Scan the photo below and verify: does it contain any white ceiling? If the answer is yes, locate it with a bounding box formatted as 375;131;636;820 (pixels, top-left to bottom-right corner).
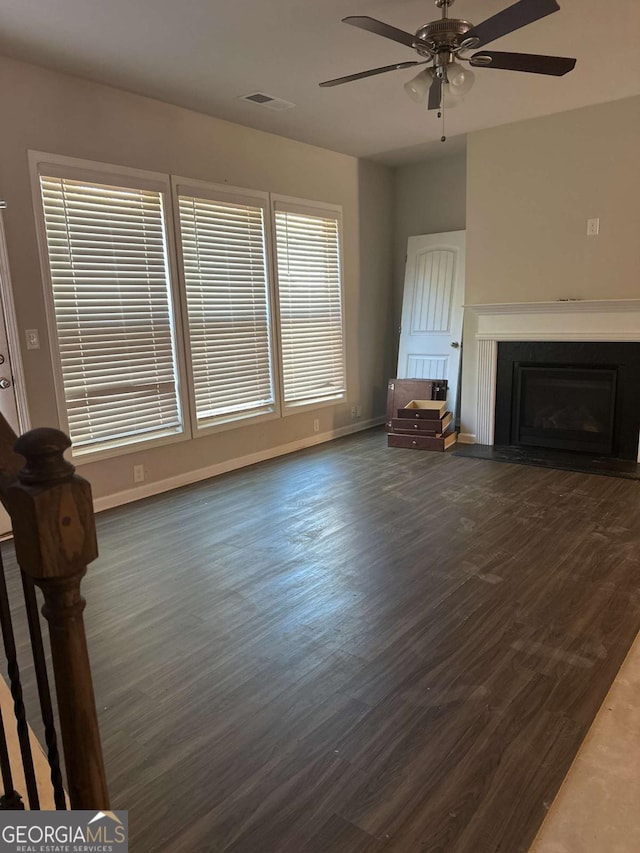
1;0;639;165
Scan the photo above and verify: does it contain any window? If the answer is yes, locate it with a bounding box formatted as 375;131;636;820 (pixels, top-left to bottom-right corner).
32;153;347;460
273;200;345;408
175;183;275;430
33;157;184;457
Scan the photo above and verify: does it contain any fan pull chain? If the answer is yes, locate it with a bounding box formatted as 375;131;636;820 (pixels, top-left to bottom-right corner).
438;99;447;142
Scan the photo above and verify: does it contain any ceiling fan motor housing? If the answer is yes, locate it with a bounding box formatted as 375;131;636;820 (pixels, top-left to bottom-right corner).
413;19;474;57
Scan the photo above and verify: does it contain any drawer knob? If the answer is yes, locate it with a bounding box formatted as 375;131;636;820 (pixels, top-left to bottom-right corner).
412;440;417;446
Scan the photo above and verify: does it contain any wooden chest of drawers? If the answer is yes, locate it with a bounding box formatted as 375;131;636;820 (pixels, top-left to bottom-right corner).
386;377;456;452
385;378;447;432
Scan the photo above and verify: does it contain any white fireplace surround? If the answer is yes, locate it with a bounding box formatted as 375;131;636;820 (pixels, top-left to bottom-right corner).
463;299;640;458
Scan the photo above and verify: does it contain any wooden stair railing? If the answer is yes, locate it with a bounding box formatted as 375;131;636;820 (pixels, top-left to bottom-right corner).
0;415;109;809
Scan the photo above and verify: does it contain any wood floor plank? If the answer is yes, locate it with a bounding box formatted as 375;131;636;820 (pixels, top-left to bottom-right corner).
2;427;639;851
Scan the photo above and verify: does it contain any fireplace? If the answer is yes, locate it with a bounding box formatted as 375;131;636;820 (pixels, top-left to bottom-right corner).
513;365;616;454
494;341;640;460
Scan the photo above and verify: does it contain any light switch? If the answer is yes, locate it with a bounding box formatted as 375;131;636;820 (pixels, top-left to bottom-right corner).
586;218;600;236
25;329;40;350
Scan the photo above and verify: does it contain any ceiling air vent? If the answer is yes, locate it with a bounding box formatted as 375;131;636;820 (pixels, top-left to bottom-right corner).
240;93;296;111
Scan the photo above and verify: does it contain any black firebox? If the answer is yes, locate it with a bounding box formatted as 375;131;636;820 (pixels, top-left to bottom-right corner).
514;365;616;454
495;342;640;460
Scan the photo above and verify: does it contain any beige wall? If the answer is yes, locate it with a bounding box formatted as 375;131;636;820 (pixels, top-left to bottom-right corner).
0;55;395;502
392;150;467;362
460;94;640;440
358;160;396;411
466;95;640;305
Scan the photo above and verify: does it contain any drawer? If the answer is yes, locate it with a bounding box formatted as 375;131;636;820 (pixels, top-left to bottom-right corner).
396;408;447;421
388;431;457;451
390;418;441;435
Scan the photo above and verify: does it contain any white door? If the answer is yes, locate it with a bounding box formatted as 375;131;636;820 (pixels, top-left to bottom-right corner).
0;311;20;435
0;215;24;536
397;231;465;417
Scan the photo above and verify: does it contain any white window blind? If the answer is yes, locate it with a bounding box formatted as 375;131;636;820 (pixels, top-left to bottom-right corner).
177;190;275;428
274;203;345;406
38;173;182;454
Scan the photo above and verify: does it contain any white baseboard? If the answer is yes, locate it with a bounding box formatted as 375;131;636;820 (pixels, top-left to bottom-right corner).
457;433;477;445
93;417;384;513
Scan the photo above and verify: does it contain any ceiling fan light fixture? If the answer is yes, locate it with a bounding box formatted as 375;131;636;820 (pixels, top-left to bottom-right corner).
440;84;456;109
447;61;475;96
403;68;434;103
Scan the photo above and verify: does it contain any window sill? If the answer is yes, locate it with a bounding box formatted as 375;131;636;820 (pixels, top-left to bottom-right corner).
281;393;346;416
70;425;187;465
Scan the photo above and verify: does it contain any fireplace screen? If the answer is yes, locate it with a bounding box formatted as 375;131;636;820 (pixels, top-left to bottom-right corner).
513;365;617;454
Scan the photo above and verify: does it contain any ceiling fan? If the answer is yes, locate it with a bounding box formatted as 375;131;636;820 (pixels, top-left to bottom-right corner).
320;0;576;119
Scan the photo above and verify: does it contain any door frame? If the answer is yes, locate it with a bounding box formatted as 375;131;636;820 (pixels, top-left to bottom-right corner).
0;206;31;433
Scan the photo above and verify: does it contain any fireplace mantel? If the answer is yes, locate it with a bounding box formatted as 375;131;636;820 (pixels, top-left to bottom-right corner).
465;300;640;452
467;299;640;342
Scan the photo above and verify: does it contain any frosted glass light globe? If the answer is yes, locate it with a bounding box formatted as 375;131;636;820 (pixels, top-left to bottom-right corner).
404;68;433;103
447;62;475;96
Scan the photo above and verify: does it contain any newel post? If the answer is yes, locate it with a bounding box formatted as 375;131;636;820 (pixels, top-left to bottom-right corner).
7;428;109;809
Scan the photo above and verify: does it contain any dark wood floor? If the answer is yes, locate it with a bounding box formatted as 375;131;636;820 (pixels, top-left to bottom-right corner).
3;427;640;851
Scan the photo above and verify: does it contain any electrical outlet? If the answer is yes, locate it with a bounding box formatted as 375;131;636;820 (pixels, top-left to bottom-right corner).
356;404;362;417
586;218;600;236
350;406;357;418
313;418;320;433
133;464;145;484
25;329;40;350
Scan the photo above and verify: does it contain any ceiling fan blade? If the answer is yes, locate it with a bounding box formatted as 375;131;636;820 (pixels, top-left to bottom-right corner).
470;50;576;76
343;16;416;49
428;75;442;110
464;0;560;49
319;61;425;88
